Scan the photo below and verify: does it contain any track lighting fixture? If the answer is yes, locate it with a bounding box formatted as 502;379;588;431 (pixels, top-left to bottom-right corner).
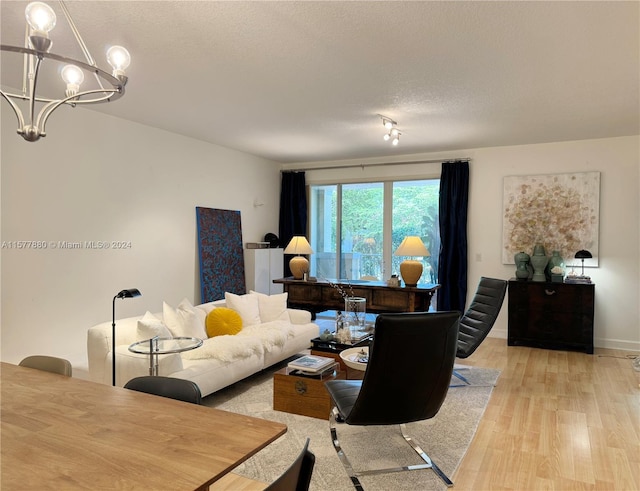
379;115;401;146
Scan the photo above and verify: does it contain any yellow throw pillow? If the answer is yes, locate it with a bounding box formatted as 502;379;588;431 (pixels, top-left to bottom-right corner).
206;307;243;338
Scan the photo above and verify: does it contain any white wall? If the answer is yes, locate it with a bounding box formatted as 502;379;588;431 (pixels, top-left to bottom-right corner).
3;103;637;378
289;136;640;351
1;107;282;371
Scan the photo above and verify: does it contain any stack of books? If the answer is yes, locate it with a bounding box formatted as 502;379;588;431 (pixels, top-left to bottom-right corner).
564;275;592;284
287;355;337;377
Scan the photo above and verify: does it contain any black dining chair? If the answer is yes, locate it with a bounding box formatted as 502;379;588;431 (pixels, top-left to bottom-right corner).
265;438;315;491
19;355;72;376
454;276;507;385
324;311;460;489
124;376;202;404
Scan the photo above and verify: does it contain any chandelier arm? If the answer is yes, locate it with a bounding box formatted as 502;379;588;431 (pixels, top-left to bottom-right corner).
1;87;122;105
0;90;26;131
37;87;122;135
28;56;45;130
58;0;96;67
1;45;125;97
57;0;107;92
22;23;30;96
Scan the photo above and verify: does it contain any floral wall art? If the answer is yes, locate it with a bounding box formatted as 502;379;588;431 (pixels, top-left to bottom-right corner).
502;172;600;267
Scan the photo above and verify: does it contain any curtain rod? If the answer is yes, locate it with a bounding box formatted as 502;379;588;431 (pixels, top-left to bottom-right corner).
282;158;470;173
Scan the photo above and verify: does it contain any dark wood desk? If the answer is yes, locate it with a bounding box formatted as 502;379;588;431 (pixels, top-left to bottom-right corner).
273;277;440;316
1;362;286;490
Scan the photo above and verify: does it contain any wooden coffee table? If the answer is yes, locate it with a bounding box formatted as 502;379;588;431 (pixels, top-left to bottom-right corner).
273;366;345;419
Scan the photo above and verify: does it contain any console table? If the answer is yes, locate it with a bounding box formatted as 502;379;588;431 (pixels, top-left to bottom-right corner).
273;277;440;316
507;279;595;354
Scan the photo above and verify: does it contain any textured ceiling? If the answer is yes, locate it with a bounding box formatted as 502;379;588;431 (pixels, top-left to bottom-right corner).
1;1;638;163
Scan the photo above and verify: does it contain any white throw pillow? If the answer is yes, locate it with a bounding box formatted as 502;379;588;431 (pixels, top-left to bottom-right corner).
196;301;218;315
136;311;172;341
163;298;207;339
250;291;290;323
225;292;261;327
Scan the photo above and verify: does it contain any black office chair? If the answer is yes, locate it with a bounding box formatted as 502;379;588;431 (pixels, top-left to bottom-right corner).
265;438;315;491
453;277;507;386
19;355;72;376
324;311;460;489
124;376;202;404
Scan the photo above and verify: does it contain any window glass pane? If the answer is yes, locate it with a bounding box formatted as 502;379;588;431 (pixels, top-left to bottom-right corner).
309;178;439;288
341;183;384;280
392;180;440;283
309;185;337;279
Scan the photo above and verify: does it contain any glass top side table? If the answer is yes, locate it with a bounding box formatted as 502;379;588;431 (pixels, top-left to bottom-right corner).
128;336;203;376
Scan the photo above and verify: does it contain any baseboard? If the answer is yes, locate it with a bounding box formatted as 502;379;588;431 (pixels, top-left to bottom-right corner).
595;337;640;352
488;328;507;339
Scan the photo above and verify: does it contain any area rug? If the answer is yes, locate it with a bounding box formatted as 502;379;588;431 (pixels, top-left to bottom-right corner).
203;365;500;491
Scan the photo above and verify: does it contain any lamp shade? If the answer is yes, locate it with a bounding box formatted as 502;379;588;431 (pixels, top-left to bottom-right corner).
283;236;314;255
394;236;430;257
284;236;313;280
574;250;592;260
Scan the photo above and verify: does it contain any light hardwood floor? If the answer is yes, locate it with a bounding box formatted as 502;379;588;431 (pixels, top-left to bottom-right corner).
452;337;640;491
212;336;640;491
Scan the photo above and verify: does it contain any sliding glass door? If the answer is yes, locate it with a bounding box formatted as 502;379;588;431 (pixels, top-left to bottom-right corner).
309;178;439;284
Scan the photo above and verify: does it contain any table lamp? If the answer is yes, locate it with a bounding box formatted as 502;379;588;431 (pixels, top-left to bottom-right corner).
112;288;141;386
574;249;592;276
283;236;314;280
394;236;430;287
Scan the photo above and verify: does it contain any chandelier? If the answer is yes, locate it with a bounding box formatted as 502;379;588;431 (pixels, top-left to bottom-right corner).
0;1;130;142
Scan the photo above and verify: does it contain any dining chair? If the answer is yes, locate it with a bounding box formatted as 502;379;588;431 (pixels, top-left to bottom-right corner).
265;437;315;491
124;376;202;404
324;311;460;489
454;276;507;385
19;355;72;376
208;438;315;491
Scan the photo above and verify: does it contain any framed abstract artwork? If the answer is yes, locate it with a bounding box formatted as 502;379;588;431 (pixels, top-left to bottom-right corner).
502;172;600;267
196;207;246;302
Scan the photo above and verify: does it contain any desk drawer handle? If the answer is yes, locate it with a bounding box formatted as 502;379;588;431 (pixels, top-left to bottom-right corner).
545;289;556;296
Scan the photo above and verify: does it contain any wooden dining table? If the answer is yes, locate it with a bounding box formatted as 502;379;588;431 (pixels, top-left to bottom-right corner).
1;362;287;490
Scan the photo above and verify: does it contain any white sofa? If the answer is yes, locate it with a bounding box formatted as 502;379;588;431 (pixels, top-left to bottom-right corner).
87;292;319;397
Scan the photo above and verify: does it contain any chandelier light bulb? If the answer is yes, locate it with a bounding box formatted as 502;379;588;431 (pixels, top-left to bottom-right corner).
25;2;56;34
384;120;394;130
107;46;131;77
390;127;399;137
392;136;400;146
61;64;84;85
61;65;84;97
383;133;390;141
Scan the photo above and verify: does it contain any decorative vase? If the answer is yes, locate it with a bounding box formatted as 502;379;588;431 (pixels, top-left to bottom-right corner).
344;296;366;340
530;245;549;282
545;250;565;281
514;251;531;280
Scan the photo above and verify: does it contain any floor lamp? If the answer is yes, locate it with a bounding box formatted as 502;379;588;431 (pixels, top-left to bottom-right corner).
112;288;141;386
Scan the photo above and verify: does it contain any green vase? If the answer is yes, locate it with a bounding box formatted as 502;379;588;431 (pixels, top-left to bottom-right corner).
514;251;530;279
530;245;548;282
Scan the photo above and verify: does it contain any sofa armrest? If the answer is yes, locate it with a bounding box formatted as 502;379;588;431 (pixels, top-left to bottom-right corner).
287;308;312;325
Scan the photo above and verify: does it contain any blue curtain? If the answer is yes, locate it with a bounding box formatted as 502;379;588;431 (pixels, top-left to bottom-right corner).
437;161;469;311
279;171;308;277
